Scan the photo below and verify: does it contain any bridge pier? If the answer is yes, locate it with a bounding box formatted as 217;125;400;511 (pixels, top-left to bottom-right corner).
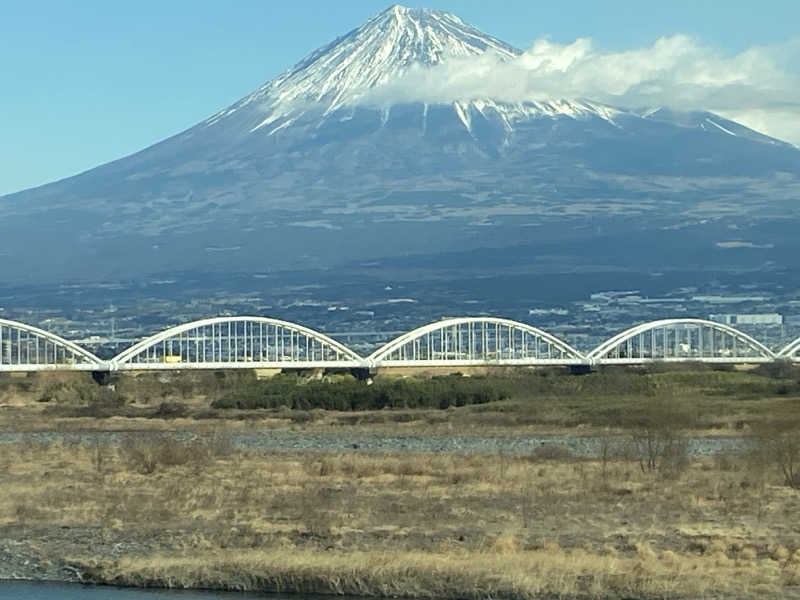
254;368;282;380
91;370;118;386
350;367;373;381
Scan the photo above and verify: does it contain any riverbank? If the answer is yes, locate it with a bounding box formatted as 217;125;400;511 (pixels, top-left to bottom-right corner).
2;435;800;598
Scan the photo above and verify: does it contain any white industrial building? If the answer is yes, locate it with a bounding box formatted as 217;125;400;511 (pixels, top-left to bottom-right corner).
709;313;784;326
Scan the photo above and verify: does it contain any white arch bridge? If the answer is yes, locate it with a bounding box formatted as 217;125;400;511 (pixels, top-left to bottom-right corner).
0;319;106;372
0;316;797;373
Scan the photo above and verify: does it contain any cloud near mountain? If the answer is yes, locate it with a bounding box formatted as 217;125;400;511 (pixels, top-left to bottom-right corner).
363;34;800;144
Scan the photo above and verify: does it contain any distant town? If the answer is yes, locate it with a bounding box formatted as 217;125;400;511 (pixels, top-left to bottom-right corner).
2;273;797;360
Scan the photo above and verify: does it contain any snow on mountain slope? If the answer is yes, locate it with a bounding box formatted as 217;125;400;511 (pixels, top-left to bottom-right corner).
203;5;629;136
206;5;519;130
638;107;794;148
199;4;791;147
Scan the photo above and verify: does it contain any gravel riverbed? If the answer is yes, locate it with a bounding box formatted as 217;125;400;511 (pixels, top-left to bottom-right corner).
0;430;751;457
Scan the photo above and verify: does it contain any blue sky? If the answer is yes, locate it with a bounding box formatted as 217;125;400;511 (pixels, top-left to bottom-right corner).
1;0;798;196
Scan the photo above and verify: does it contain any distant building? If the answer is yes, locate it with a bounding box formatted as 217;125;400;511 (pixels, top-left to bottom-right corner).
710;313;783;326
694;295;768;304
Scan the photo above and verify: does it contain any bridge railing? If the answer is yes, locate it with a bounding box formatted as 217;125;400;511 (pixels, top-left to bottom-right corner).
367;317;586;367
0;318;106;372
0;315;797;372
109;316;364;370
588;319;776;364
778;337;800;361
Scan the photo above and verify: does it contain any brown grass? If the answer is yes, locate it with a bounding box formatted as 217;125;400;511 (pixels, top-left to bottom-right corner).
2;437;800;598
84;546;799;599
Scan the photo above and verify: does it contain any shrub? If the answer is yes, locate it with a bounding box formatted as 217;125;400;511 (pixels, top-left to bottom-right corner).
753;360;796;380
625;395;692;475
151;402;189;419
211;373;508;411
38;378;107;404
754;421;800;488
118;433;211;474
529;444;574;461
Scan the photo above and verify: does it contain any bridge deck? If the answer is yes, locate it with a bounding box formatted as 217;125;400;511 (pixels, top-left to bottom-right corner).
0;316;796;372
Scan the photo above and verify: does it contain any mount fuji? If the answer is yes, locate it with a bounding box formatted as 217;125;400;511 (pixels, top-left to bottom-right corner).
1;4;799;286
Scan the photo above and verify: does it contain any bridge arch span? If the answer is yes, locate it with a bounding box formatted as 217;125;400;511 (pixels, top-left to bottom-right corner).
0;318;105;371
778;338;800;361
111;316;364;370
368;317;585;367
588;318;775;364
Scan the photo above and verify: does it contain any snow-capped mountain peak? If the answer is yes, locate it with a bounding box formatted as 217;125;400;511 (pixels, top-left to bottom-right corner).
202;4;791;144
206;5;520;129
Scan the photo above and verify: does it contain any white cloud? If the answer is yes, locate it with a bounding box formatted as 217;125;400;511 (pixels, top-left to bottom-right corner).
362;35;800;144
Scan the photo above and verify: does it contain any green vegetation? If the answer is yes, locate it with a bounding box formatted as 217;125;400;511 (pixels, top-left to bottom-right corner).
2;364;800;434
211;373;505;410
203;364;800;431
462;365;800;431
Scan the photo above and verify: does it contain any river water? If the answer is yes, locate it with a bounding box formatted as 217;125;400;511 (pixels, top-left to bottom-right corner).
0;581;319;599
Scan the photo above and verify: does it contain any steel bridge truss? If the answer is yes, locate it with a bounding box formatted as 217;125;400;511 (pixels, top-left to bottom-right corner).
110;316;363;370
778;337;800;361
367;317;586;366
0;318;104;372
0;316;794;373
588;319;775;364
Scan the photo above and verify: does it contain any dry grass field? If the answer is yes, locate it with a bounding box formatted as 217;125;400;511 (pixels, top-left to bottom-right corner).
1;434;800;598
2;366;800;597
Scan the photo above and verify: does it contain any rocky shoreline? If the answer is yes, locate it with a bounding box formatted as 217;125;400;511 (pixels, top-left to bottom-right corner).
0;537;83;583
0;524;203;585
